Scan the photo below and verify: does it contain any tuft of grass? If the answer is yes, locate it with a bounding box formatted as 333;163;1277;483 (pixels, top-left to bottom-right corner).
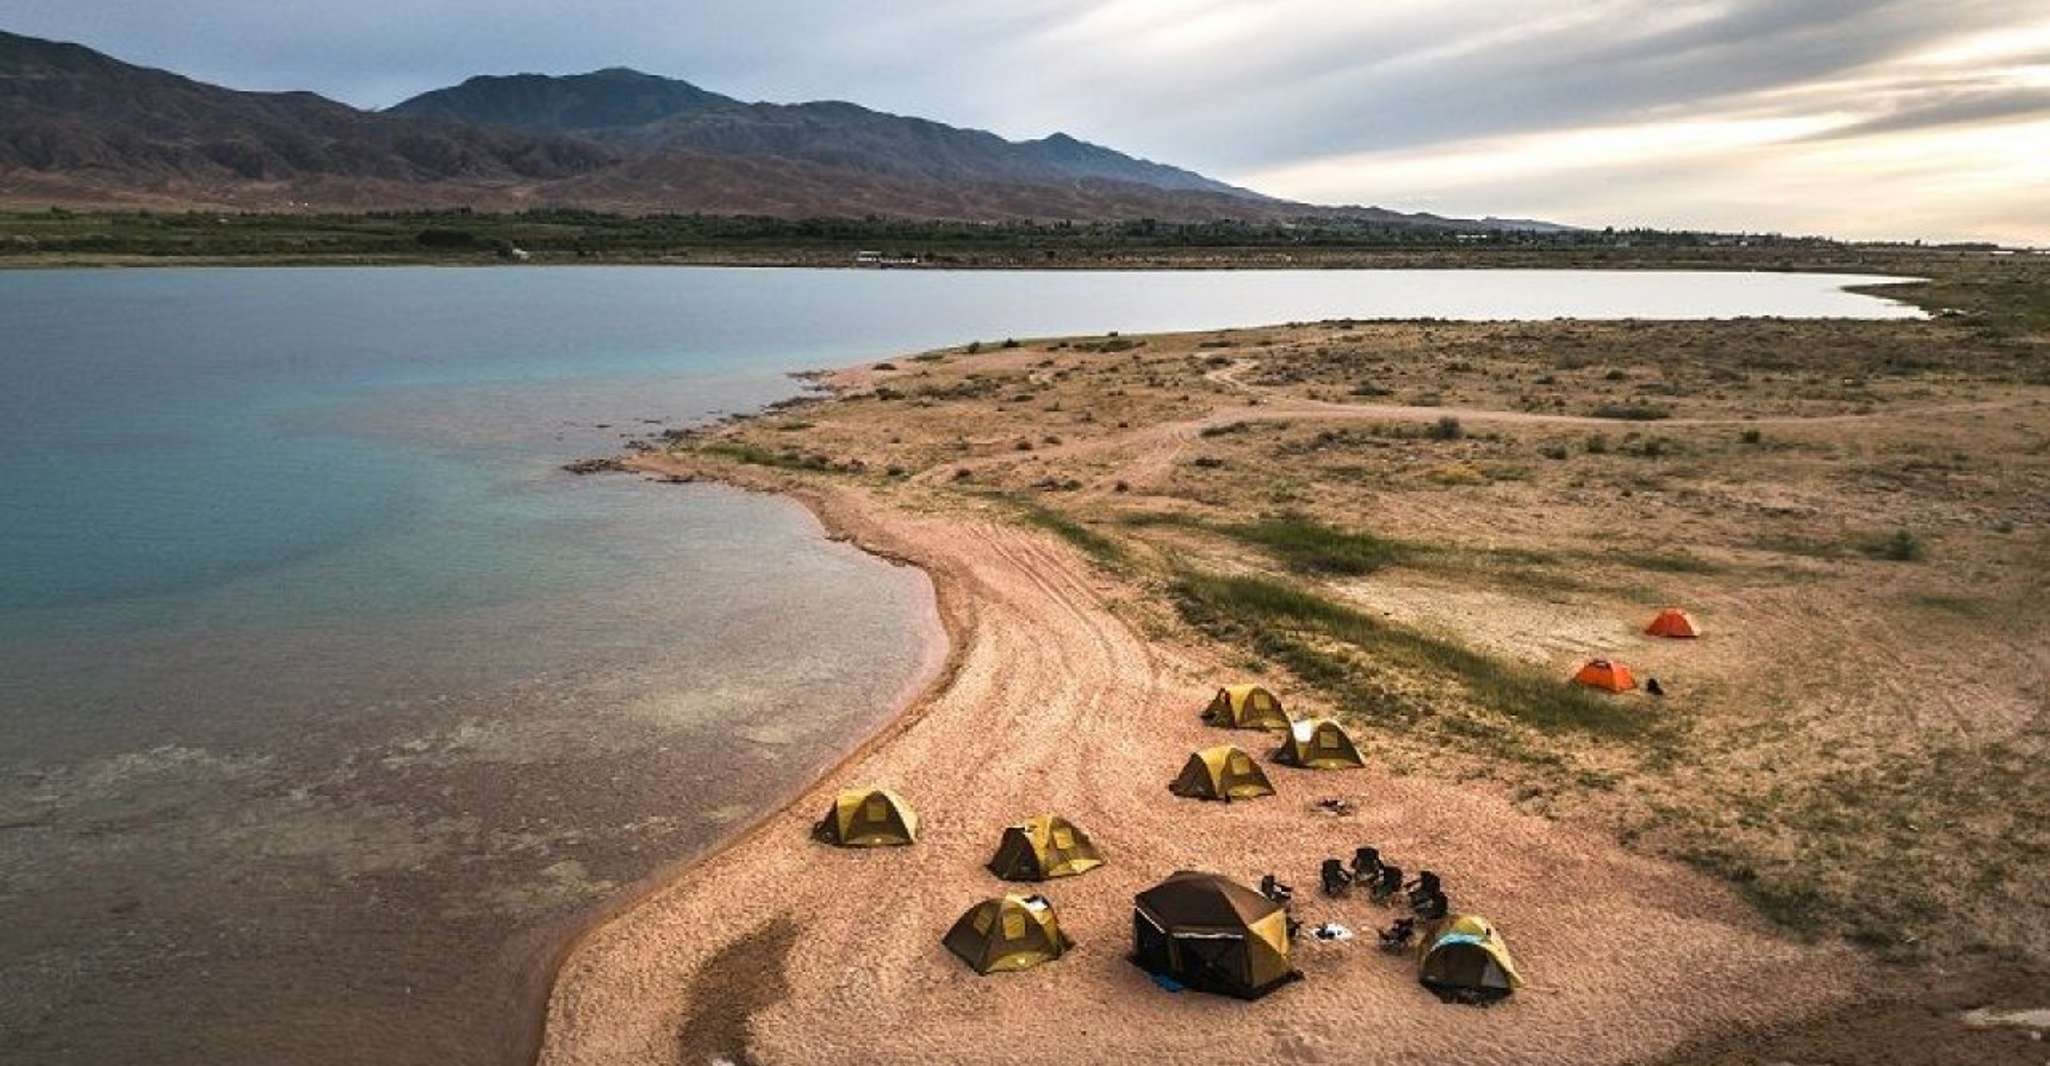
1220;514;1407;575
1909;593;1988;618
1423;462;1488;486
1745;533;1841;559
1012;499;1127;566
1677;847;1830;936
1589;403;1671;421
699;442;830;472
1857;528;1927;562
1610;549;1722;574
1171;570;1646;737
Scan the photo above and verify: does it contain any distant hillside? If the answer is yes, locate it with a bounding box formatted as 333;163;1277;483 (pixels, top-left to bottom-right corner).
387;67;1265;200
0;31;612;199
0;30;1563;229
387;67;730;133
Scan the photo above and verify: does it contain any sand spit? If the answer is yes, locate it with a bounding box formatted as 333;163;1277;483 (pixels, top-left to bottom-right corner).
538;461;1865;1066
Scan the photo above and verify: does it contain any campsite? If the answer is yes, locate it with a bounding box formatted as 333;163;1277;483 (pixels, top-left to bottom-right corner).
543;259;2050;1066
829;683;1503;1003
7;7;2047;1065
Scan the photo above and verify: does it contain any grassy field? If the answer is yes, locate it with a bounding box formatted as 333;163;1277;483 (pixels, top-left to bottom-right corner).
639;250;2050;966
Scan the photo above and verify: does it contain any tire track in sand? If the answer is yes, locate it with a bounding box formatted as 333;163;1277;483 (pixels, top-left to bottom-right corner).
539;470;1869;1066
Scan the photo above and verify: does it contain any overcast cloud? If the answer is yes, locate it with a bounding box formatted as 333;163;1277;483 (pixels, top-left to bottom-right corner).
7;0;2046;242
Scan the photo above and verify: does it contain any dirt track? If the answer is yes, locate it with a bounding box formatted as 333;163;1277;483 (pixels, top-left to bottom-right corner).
537;465;1867;1066
910;354;2041;494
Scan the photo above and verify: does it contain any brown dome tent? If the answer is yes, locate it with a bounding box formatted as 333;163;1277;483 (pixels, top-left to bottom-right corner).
987;814;1105;881
1201;684;1291;730
943;894;1073;975
1572;658;1637;693
1169;745;1276;802
1272;717;1366;769
1131;871;1300;999
811;787;918;847
1645;607;1701;638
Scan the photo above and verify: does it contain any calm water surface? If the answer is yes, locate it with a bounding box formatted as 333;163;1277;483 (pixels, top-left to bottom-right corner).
0;267;1914;1065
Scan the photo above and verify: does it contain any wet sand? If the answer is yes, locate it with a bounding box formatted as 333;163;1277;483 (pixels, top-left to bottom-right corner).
537;461;1869;1066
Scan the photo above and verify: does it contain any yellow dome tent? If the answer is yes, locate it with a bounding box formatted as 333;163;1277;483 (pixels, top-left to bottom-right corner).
1417;914;1523;1002
1272;717;1366;769
1202;684;1292;730
987;814;1105;881
811;787;918;847
942;894;1074;974
1169;745;1276;802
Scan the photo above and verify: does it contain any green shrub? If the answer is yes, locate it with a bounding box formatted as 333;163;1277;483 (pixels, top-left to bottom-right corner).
1589;403;1671;421
1013;500;1125;565
1222;514;1405;575
1858;529;1926;562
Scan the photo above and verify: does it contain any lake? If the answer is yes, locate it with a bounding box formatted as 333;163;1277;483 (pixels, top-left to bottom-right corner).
0;267;1916;1065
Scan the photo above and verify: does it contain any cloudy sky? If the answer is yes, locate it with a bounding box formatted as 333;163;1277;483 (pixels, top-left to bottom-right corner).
11;0;2048;242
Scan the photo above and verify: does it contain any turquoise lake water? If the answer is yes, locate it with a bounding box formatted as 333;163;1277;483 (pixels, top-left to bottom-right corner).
0;267;1916;1065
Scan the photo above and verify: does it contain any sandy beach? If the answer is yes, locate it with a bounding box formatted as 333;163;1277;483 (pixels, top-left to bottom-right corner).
540;467;1860;1066
540;297;2049;1065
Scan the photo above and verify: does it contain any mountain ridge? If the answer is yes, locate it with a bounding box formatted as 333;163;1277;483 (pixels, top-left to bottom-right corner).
386;66;1266;200
0;30;1563;229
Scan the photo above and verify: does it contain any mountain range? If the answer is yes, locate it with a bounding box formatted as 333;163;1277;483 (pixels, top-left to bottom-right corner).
0;30;1561;228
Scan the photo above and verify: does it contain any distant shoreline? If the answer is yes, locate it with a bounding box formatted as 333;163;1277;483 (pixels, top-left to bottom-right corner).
0;254;1945;274
0;231;1998;283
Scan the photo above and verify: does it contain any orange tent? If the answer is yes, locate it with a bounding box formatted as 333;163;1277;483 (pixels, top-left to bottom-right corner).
1645;608;1701;638
1573;659;1636;693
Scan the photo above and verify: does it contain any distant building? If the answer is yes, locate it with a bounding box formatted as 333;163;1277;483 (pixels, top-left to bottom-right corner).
854;249;920;267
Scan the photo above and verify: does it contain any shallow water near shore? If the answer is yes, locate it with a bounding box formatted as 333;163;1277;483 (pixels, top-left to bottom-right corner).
0;266;1915;1065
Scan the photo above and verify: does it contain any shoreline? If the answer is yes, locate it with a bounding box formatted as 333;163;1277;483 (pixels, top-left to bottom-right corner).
519;465;963;1066
0;251;1954;284
531;272;2046;1061
531;465;1872;1066
529;308;2032;1064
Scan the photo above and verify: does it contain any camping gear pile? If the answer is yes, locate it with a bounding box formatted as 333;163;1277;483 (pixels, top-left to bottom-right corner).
1273;843;1521;1004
